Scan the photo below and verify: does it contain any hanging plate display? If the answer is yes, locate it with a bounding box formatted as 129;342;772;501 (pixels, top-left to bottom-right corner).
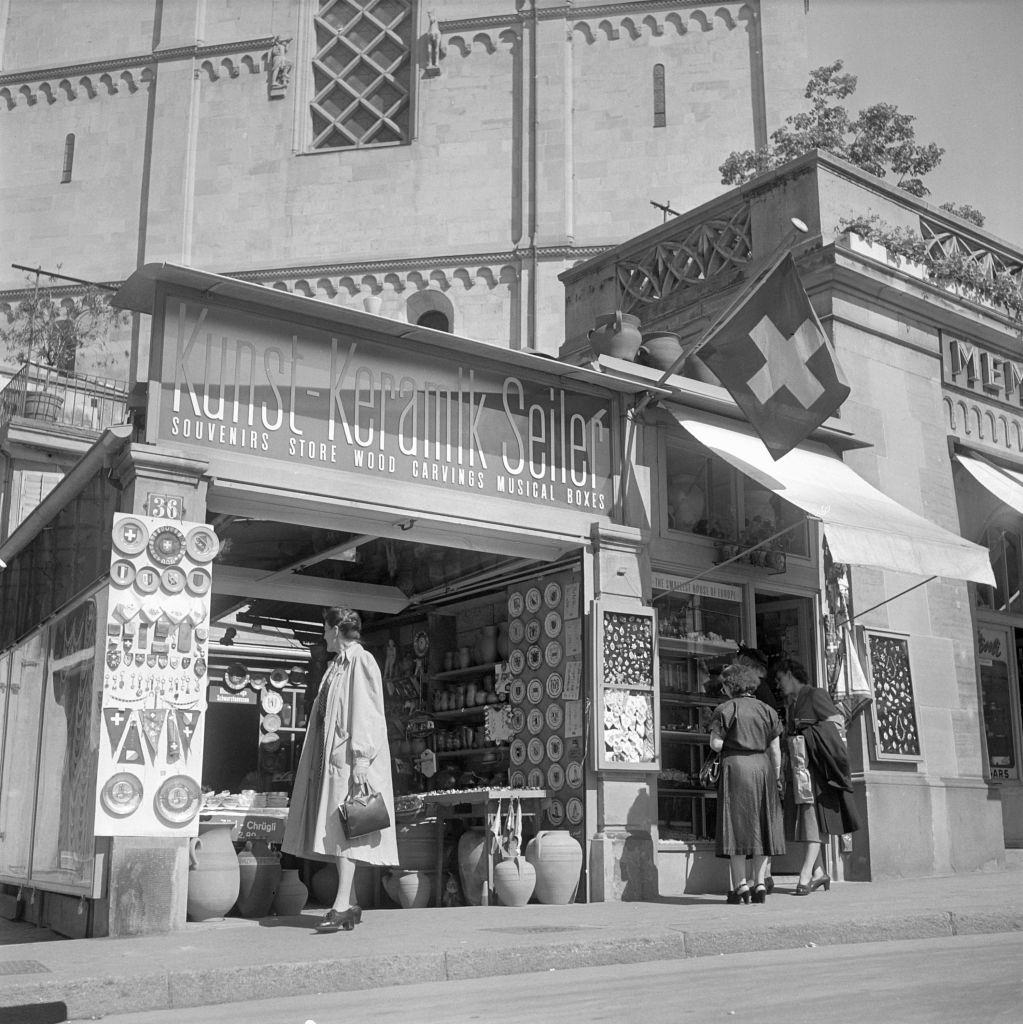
527;768;545;790
160;566;187;594
509;738;527;766
100;772;144;818
527;737;544;764
413;630;430;657
134;567;160;595
509;770;527;789
269;668;290;690
545;703;564;731
525;588;542;614
112;517;149;556
110;560;137;589
546;735;564;761
526;678;544;704
508;592;524;619
508;649;525;675
262;713;282;733
153;774;201;827
545;640;563;667
544;581;562;609
547;763;565;791
527;708;544;735
526;646;543;671
545;673;564;700
261;689;284;714
224;662;248;690
260;732;281;752
185;525;220;564
185;567;212;596
544;611;562;639
509;707;525;732
565;797;584;825
508;619;525;644
566;761;584;788
510;678;527;704
525;619;541;644
546;798;565;827
148;525;186;566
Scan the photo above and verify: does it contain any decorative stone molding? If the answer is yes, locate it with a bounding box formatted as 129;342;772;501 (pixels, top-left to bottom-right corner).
1;67;154;109
921;217;1023;289
570;3;747;42
944;395;1023;454
445;27;519;58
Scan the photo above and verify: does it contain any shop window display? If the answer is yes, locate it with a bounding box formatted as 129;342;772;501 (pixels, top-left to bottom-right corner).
664;445;735;538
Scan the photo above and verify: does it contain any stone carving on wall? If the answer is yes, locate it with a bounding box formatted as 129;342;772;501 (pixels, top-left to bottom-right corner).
424;11;445;75
267;36;292;97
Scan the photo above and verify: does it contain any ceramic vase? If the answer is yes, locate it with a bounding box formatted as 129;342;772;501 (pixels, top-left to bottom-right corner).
271;868;309;916
493;856;535;907
387;869;432;909
457;829;489;906
587;311;642;360
636;330;682;371
458;646;472;669
235;840;282;918
525;831;583;905
186;823;240;922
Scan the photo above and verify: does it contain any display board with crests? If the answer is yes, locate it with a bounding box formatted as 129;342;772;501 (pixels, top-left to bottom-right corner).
864;631;921;760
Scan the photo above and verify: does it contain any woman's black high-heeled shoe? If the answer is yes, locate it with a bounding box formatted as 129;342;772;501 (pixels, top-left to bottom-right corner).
316;905;362;932
794;874;831;896
727;884;750;905
751;884;767;904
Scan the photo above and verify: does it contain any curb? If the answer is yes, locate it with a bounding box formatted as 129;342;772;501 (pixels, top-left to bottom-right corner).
3;910;1023;1019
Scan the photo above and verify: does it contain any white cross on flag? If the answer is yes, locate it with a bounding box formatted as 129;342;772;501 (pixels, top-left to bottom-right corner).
693;253;850;460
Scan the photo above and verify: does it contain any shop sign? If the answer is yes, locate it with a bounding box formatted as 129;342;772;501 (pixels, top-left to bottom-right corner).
154;297;615;515
650;573;742;604
977;625;1019;781
209;685;257;705
235;814;286;843
943;333;1023;409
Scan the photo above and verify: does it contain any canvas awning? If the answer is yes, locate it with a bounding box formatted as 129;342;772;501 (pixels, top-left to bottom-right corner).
955;451;1023;516
672;414;995;586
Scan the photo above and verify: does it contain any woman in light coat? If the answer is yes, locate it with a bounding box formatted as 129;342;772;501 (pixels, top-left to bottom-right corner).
283;607;398;931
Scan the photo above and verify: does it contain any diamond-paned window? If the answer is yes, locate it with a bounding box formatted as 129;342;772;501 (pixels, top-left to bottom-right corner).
310;0;413;150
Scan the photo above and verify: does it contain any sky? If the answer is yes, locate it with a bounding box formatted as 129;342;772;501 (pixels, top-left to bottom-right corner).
806;0;1023;244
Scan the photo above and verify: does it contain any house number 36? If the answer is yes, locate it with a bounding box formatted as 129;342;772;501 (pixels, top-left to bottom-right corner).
147;493;184;520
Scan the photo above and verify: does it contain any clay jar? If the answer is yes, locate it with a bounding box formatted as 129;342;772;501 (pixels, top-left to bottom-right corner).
494;856;536;907
385;869;432;908
587;311;642;360
271;868;309;916
636;330;682;372
235;840;282;918
186;823;240;922
525;831;583;904
458;646;473;669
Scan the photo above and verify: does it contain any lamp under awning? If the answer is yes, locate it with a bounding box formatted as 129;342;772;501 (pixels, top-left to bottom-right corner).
955;452;1023;516
673;415;995;586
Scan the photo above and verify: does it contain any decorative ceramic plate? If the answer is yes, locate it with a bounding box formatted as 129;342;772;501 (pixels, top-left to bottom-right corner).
261;713;282;733
269;668;290;689
134;567;160;595
509;707;525;732
510;738;527;766
527;737;545;764
547;763;565;791
185;526;220;564
545;673;564;699
160;566;186;594
527;708;544;735
110;560;137;589
508;592;524;619
413;630;430;657
566;796;584;825
544;581;562;608
527;768;545;790
508;649;525;675
100;772;143;818
546;735;564;761
148;525;186;566
546;798;565;827
185;567;212;596
510;677;527;704
566;761;583;788
526;678;544;704
225;662;248;690
525;588;542;614
260;732;281;752
261;690;284;714
525;619;542;644
543;611;562;639
508;619;525;644
153;774;201;827
545;703;564;731
544;640;563;667
526;646;543;671
112;517;149;556
510;770;527;789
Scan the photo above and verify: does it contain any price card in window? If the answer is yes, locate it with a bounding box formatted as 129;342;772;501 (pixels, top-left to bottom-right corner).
563;660;582;700
564;618;582;658
564;581;581;619
564;699;583;738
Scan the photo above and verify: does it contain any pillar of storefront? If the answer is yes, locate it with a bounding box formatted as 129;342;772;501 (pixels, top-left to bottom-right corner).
587;521;659;901
92;444;210;936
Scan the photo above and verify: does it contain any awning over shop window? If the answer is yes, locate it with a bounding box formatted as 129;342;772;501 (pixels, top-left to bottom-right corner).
672;414;995;586
955;452;1023;517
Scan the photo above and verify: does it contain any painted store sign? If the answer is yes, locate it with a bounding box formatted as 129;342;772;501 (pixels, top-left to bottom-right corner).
154;298;614;514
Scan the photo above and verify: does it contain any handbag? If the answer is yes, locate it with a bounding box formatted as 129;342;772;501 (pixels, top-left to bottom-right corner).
698;753;720;788
338;781;391;839
787;734;814;805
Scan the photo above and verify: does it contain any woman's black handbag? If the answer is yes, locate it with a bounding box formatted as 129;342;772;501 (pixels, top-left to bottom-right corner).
698;753;720;788
338;782;391;839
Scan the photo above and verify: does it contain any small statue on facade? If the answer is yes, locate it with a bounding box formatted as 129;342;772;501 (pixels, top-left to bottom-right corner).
267;35;293;95
425;11;444;72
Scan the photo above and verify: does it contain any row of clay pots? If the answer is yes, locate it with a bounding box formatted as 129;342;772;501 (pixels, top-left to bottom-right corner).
588;311;683;371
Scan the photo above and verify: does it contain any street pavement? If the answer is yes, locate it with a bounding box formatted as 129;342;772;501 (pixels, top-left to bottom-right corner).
2;859;1022;1021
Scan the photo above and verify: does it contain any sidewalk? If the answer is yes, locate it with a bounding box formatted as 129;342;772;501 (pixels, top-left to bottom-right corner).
3;861;1022;1021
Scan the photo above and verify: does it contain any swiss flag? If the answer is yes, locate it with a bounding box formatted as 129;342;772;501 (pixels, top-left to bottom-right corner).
694;254;850;460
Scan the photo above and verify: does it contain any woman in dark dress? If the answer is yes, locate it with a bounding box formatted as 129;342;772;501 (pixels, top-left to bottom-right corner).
773;657;861;895
708;656;785;904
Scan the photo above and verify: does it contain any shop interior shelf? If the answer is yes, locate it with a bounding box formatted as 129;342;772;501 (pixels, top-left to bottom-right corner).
658;636;739;657
430;662;501;682
660;730;711;741
435;746;508;759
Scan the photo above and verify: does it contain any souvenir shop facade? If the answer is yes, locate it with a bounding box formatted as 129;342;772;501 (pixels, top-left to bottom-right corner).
0;263;665;936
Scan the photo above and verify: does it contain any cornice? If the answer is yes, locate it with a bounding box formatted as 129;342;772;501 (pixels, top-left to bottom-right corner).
0;37;275;86
440;0;734;32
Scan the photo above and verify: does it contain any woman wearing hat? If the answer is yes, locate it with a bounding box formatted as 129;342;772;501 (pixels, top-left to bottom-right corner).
283;607;398;931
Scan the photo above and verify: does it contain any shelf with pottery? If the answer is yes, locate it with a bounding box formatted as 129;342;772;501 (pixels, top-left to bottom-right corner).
434;746;508;760
429;661;502;681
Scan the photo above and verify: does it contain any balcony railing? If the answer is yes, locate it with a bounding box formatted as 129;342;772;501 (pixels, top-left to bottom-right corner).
0;361;130;435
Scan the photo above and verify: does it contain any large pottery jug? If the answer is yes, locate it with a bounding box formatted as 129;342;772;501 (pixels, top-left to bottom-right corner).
493;856;535;907
587;311;643;361
525;831;583;905
457;828;489;906
636;331;682;372
186;823;240;921
235;840;282;918
271;868;309;916
390;869;432;908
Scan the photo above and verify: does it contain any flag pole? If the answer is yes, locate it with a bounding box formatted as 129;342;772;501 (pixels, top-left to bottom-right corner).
632;218;811;417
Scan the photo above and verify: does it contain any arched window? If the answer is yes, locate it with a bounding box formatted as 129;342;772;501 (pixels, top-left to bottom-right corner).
61;133;75;183
406;289;455;334
653;65;666;128
416;309;450;332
